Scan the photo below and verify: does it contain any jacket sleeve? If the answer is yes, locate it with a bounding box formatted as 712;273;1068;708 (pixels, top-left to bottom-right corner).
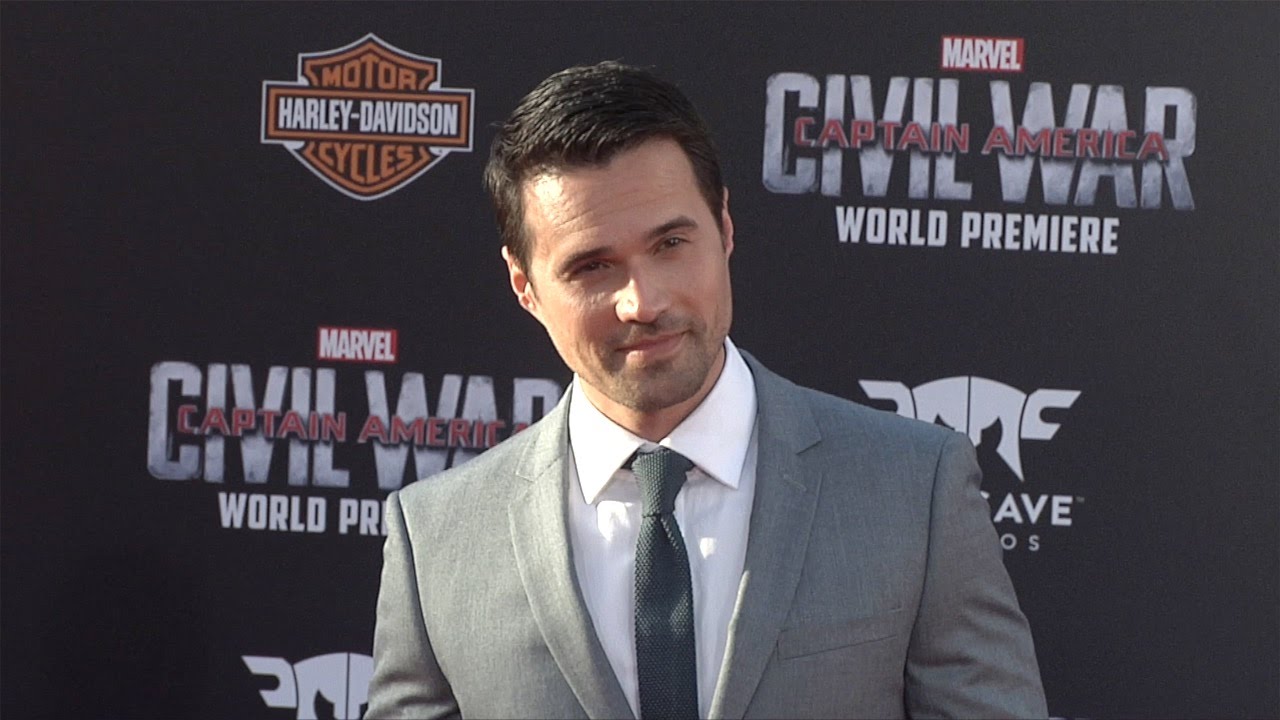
904;432;1049;718
364;491;461;720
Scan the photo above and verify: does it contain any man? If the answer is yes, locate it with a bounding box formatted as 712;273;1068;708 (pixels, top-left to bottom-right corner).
366;61;1047;719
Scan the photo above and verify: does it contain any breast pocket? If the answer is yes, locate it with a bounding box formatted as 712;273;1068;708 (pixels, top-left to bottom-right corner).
776;608;904;660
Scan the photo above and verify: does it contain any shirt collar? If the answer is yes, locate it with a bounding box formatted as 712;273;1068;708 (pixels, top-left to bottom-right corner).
568;337;758;504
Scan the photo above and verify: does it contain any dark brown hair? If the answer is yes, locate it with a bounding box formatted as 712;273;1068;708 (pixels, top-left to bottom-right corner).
483;61;724;273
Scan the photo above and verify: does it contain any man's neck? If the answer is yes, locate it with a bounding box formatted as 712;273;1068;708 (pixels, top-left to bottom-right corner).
580;347;727;443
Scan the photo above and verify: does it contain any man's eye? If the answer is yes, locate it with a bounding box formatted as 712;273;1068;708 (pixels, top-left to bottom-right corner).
572;260;608;276
660;236;686;249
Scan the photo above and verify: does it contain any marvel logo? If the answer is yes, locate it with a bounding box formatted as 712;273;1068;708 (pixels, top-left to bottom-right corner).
941;35;1025;72
317;326;398;363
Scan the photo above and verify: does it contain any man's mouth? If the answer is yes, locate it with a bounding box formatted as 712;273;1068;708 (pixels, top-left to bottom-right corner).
616;332;685;359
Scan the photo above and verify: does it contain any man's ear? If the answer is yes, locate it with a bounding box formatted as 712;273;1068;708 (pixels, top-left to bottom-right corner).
720;187;735;259
502;246;540;319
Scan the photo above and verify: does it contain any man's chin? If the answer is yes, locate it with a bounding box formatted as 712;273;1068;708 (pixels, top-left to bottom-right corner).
616;389;699;414
603;368;708;414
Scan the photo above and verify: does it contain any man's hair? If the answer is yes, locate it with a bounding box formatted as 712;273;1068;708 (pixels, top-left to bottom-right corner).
483;61;725;273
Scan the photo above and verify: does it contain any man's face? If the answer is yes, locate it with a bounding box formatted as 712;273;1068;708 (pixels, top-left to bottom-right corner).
504;137;734;418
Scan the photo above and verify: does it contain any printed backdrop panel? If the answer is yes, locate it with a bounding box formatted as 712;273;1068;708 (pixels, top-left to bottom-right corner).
2;3;1276;719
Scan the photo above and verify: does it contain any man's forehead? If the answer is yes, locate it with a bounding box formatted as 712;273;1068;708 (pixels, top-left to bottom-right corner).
519;173;596;262
520;142;705;260
522;172;579;227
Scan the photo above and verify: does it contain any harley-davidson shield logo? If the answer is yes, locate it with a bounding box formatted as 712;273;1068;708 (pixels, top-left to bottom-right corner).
261;34;474;200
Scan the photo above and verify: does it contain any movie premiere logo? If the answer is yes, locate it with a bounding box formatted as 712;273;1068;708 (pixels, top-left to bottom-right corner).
146;325;563;537
859;376;1082;552
317;326;397;363
243;653;371;720
261;34;474;200
940;36;1025;73
763;35;1196;256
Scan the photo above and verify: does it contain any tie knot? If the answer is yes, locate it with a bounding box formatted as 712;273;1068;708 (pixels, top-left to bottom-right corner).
628;447;694;516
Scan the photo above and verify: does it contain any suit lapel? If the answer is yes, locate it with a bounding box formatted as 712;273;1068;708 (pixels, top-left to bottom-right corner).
709;354;823;720
508;392;635;720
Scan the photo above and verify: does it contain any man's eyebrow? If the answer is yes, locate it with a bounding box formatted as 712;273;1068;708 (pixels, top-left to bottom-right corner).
556;246;611;276
647;215;699;239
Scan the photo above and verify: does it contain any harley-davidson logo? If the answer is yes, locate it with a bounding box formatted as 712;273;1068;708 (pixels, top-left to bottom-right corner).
261;34;474;200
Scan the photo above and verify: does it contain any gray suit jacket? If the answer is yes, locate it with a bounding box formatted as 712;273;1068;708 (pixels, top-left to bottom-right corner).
366;353;1047;719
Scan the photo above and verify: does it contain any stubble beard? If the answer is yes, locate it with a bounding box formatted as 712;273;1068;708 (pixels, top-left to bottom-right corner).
589;316;721;414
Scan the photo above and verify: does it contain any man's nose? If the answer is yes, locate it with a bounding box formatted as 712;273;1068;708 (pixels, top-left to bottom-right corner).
614;268;670;324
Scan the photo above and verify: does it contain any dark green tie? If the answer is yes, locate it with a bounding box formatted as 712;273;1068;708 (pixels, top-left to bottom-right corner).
630;447;698;720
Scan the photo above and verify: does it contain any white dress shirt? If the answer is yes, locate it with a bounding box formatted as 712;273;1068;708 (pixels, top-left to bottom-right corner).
567;338;759;719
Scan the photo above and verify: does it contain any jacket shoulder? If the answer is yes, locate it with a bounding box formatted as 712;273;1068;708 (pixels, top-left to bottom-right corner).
779;377;968;482
800;382;955;448
743;349;957;457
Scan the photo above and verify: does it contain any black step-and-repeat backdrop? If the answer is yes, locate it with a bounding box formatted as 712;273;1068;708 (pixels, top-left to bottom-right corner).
3;3;1277;718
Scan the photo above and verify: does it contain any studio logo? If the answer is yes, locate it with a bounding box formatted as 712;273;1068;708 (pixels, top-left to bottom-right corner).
859;376;1079;480
941;35;1026;73
261;34;474;200
243;653;372;720
860;375;1083;552
317;326;398;364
